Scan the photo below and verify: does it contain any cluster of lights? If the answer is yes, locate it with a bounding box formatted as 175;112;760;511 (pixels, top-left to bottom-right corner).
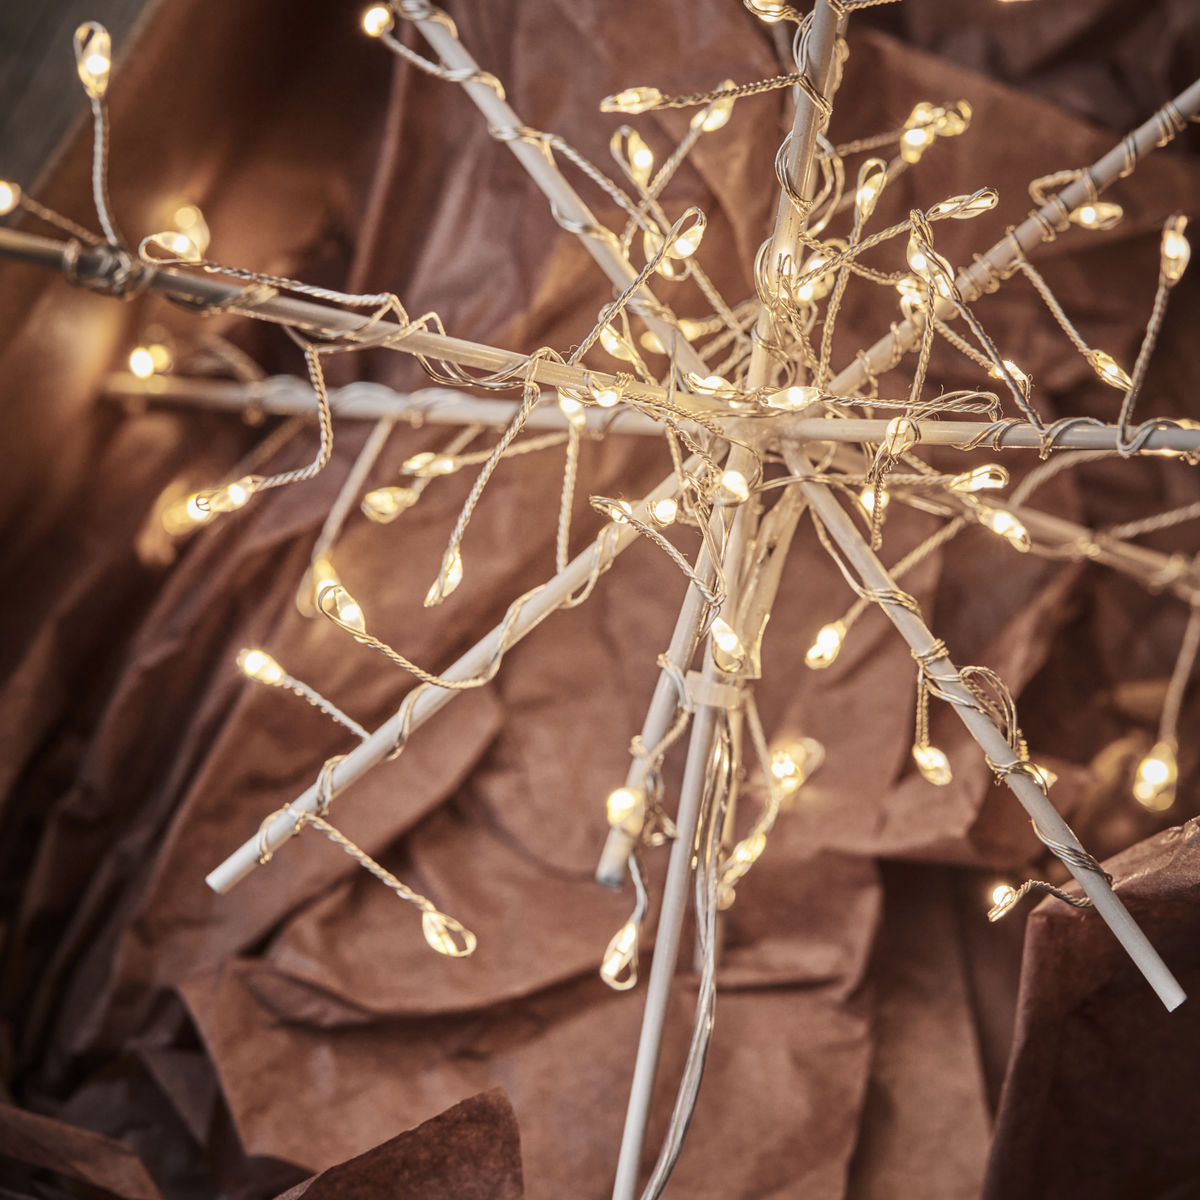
899;100;972;164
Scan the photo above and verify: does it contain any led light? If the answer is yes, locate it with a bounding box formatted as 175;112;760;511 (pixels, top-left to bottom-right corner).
641;227;683;278
949;464;1009;493
719;469;750;504
745;0;791;21
74;23;111;99
161;490;215;536
0;181;20;216
790;245;841;302
600;87;663;115
1069;202;1123;231
624;130;654;188
666;211;706;260
1029;762;1058;790
600;323;637;362
639;331;665;355
606;499;634;524
805;620;846;670
730;829;767;868
676;317;706;341
600;921;639;990
236;648;285;686
1133;741;1177;811
770;738;825;795
172;203;210;255
710;617;746;673
884;416;919;456
143;231;203;262
1161;215;1190;285
320;584;368;636
981;507;1031;552
421;910;477;957
310;554;340;604
859;486;888;516
766;384;820;410
558;392;587;429
649;497;678;526
912;743;953;786
594;386;621;408
403;450;456;475
906;233;956;299
606;786;645;837
854;158;888;218
1086;349;1132;391
361;486;419;523
692;80;736;132
927;189;998;221
686;373;733;396
362;5;393;36
987;883;1019;922
424;547;464;606
990;358;1030;395
901;125;935;164
194;475;256;514
128;347;156;378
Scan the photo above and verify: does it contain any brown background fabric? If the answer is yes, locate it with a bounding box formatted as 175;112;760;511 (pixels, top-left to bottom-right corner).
1;1;1199;1197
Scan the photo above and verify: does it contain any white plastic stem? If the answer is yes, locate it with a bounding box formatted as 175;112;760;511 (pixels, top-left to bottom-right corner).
783;440;1186;1011
204;463;698;894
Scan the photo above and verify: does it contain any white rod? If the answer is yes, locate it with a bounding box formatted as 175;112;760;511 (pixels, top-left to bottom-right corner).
105;373;672;436
204;463;696;894
782;442;1186;1011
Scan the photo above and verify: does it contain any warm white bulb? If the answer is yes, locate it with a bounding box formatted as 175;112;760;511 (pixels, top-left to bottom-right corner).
594;387;621;409
710;617;746;673
950;465;1009;493
361;486;418;523
1161;216;1190;285
859;487;888;516
912;743;953;786
606;787;645;836
362;5;393;36
425;548;464;606
599;87;663;115
0;180;19;216
982;508;1031;552
128;347;156;378
805;621;845;670
719;469;750;504
766;384;819;411
237;648;285;686
1133;741;1178;810
1087;350;1132;390
650;497;678;526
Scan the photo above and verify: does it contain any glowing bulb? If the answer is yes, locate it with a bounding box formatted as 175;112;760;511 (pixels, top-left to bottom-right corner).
1161;215;1190;285
75;24;112;98
421;910;476;957
1086;349;1132;390
950;464;1009;492
425;548;464;606
766;384;820;410
854;159;888;218
981;508;1031;552
805;620;845;670
928;189;999;220
731;830;767;868
719;469;750;504
194;475;256;514
361;486;419;523
606;787;645;837
558;392;587;429
1069;202;1123;231
128;347;156;378
362;5;393;36
593;386;622;409
770;738;824;795
641;227;683;278
905;233;956;298
172;204;210;255
650;497;678;526
143;231;203;263
1133;741;1178;810
988;884;1018;922
310;554;340;605
0;180;20;216
884;416;919;456
692;80;736;132
990;358;1030;395
686;373;732;396
1029;762;1058;790
606;499;635;524
236;648;285;686
710;617;746;673
161;490;216;536
859;487;888;516
745;0;791;21
600;323;637;362
900;125;935;164
666;211;706;260
600;87;663;115
639;331;665;355
403;450;457;475
624;130;654;188
912;743;953;786
600;921;639;990
320;584;368;636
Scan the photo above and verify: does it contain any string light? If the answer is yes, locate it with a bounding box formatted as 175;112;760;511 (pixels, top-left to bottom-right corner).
859;486;888;516
424;547;464;606
989;358;1030;396
649;497;678;526
361;486;419;523
172;203;211;255
558;391;588;428
1069;201;1123;230
912;742;953;786
710;617;746;673
718;469;751;504
600;87;664;115
606;787;646;837
1133;740;1178;810
854;158;888;218
1161;215;1190;285
884;416;919;456
987;883;1019;921
237;648;285;685
600;323;639;362
766;384;820;410
128;342;172;378
949;464;1009;492
805;620;846;670
600;921;640;990
593;384;622;408
402;450;457;475
361;5;394;36
927;189;998;220
0;181;20;216
769;738;825;797
193;475;257;515
74;23;112;99
691;80;736;132
979;507;1032;552
1087;349;1132;390
320;583;369;637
